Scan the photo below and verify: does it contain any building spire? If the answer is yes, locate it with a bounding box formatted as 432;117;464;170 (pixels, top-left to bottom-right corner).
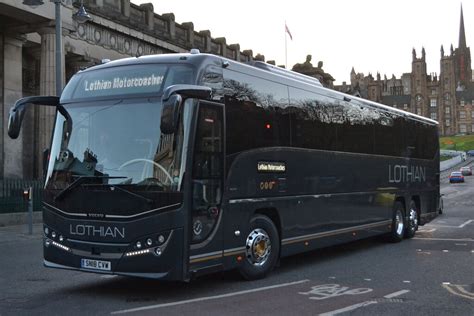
459;4;466;48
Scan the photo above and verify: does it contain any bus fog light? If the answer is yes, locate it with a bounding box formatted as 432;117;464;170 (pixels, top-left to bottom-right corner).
155;247;162;256
136;241;142;249
51;231;56;239
157;235;165;244
59;235;64;242
44;227;49;235
146;238;153;246
45;239;51;247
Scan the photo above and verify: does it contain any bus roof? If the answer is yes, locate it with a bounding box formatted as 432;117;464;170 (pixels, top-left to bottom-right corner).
79;52;438;126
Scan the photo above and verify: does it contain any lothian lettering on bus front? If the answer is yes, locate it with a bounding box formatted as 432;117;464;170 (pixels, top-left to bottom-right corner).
83;74;164;92
69;224;125;239
388;165;426;183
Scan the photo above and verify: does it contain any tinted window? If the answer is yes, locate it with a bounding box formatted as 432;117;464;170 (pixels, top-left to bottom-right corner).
404;119;438;159
223;69;290;155
374;111;404;156
288;87;339;151
200;65;224;102
336;100;375;154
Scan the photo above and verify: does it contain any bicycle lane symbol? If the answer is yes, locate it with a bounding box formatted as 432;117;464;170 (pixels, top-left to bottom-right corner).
299;284;373;300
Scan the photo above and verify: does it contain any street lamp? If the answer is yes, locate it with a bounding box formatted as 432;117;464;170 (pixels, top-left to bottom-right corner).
23;0;91;96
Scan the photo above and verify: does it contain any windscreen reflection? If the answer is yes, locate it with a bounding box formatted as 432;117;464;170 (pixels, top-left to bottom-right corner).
45;99;190;192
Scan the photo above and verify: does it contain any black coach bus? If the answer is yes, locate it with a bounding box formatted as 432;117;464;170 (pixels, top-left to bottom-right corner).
8;51;440;281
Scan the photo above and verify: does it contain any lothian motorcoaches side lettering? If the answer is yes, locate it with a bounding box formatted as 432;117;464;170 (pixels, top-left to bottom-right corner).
388;165;426;183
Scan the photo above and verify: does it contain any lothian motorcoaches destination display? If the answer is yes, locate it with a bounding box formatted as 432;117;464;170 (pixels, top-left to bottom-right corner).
83;74;164;92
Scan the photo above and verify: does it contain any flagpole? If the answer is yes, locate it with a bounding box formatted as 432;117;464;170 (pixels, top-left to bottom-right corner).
285;21;288;69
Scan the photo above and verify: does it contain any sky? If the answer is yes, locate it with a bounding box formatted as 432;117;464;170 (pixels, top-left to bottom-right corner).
132;0;473;84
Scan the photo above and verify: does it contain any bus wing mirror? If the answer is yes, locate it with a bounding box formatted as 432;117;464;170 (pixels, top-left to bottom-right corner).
162;84;212;101
8;96;60;139
161;94;183;134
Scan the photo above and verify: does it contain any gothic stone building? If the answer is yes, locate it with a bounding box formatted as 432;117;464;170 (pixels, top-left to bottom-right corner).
0;0;271;180
334;7;473;137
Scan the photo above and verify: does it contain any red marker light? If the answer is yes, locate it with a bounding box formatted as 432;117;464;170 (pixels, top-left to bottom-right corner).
265;123;271;129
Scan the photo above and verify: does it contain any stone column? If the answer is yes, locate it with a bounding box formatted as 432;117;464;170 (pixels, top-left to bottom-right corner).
229;44;240;61
37;27;65;176
162;13;176;40
182;22;194;48
215;37;227;57
140;3;154;32
2;36;25;178
199;30;212;53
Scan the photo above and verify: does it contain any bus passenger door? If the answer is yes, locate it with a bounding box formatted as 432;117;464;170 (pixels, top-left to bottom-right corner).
190;101;224;265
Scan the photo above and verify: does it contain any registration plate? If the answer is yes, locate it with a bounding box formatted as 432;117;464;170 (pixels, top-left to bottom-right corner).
81;258;111;271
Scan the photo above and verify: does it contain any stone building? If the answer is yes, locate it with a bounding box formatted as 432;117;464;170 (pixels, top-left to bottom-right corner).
0;0;271;180
334;6;473;137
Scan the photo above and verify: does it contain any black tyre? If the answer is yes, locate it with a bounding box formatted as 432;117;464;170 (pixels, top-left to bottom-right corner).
238;215;280;280
404;200;418;239
388;201;405;243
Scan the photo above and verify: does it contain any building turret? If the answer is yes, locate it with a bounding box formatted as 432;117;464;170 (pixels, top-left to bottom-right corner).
453;4;472;87
459;4;466;48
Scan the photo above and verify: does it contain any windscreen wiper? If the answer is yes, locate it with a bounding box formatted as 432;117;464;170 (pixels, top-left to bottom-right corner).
108;185;153;205
54;175;126;201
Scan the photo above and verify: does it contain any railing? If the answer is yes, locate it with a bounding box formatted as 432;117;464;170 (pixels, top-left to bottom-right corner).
0;179;43;214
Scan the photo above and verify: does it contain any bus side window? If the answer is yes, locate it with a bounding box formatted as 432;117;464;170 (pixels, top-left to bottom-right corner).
200;65;224;101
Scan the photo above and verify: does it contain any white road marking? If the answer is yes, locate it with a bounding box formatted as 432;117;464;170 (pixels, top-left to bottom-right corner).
402;281;411;284
111;279;310;314
319;290;410;316
299;284;372;300
384;289;410;298
413;237;474;242
442;283;474;301
418;228;436;233
426;219;473;229
364;279;372;281
455;243;468;246
459;219;473;228
319;301;378;316
443;250;449;253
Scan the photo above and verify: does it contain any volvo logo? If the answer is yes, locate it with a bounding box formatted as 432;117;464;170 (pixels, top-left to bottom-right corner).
69;224;125;239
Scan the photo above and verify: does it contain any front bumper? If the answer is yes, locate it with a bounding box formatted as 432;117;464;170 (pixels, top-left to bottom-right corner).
42;204;187;280
43;226;184;280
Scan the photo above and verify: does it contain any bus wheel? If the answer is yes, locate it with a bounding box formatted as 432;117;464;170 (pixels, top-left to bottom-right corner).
238;215;280;280
405;200;418;239
389;202;405;243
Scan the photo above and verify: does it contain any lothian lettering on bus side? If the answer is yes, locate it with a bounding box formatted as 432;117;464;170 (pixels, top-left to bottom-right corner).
388;165;426;183
83;74;163;91
69;224;125;239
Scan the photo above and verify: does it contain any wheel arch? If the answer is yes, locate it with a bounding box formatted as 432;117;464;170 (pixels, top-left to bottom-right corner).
395;196;406;214
410;195;421;218
254;208;282;241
